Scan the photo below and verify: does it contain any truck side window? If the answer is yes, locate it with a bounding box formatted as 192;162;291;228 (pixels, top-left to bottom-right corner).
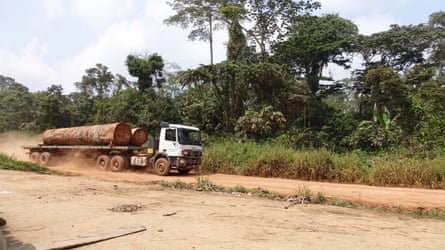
165;129;176;141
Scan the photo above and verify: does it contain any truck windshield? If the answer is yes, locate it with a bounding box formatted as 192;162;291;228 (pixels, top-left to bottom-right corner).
178;128;201;146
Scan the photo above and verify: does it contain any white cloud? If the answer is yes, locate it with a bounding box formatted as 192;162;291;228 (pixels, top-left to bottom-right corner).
41;0;67;21
318;0;375;14
71;0;134;28
0;38;59;91
355;11;397;35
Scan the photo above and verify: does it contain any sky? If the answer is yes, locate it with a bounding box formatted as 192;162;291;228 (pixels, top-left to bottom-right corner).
0;0;444;94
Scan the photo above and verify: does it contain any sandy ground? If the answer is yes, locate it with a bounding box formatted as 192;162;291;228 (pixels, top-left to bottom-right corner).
1;168;445;250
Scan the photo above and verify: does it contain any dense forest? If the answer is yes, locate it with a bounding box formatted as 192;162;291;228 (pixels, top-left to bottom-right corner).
1;0;445;155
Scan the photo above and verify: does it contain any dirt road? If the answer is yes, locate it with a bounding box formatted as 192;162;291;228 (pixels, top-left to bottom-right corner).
48;164;445;211
1;169;445;250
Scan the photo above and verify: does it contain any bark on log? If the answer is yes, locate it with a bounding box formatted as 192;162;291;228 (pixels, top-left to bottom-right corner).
42;123;132;146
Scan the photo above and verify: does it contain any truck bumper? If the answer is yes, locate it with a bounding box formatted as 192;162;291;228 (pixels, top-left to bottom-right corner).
169;157;201;169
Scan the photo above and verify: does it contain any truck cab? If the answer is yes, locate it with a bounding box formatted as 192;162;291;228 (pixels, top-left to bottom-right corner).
153;122;202;175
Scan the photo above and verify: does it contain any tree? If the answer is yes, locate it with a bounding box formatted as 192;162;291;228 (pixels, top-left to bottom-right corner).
357;24;433;72
75;63;115;100
428;11;445;76
165;0;227;65
273;14;358;95
0;76;35;131
245;0;321;60
178;62;248;131
35;85;74;130
126;54;165;92
361;67;414;133
220;5;250;62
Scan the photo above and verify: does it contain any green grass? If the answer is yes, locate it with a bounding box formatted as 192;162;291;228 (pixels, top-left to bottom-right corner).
201;139;445;189
0;153;52;174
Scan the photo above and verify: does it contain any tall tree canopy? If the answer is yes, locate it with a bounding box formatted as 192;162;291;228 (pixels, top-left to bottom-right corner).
245;0;321;60
273;14;358;95
75;63;115;100
165;0;227;64
357;24;433;72
126;53;166;92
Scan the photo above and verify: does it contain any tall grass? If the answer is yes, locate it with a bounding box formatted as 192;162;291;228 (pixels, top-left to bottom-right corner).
201;140;445;189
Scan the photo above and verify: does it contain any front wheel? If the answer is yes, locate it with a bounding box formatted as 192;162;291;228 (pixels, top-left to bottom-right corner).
154;158;170;176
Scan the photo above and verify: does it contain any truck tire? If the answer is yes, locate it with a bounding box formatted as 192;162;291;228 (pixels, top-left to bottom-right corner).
96;155;110;171
39;152;52;166
30;152;41;164
110;155;128;172
154;158;170;176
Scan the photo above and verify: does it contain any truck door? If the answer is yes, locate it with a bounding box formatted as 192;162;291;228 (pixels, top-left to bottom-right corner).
159;128;180;156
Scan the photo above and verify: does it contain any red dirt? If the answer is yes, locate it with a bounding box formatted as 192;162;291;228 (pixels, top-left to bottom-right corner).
48;164;445;211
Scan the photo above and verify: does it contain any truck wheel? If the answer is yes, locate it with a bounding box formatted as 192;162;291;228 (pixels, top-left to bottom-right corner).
30;152;41;164
154;158;170;176
96;155;110;171
39;152;52;166
110;155;128;172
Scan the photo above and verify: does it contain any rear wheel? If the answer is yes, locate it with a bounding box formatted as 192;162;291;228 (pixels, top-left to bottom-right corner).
110;155;128;172
39;152;52;166
30;152;40;164
154;158;170;176
96;155;110;171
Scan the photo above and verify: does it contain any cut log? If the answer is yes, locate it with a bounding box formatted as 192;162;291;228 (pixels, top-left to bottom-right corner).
42;123;132;146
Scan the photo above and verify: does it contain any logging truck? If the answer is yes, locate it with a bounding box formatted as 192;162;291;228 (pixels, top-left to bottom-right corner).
22;122;202;176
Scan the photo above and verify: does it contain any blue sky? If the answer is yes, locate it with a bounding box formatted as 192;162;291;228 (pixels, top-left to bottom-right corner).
0;0;443;93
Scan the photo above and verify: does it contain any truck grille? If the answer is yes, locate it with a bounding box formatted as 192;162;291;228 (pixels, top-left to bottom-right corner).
188;150;202;158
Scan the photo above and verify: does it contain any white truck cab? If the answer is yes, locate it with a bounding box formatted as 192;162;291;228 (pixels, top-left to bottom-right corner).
154;122;202;175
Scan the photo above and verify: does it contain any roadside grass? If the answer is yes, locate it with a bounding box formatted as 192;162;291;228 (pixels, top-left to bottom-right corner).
0;153;52;174
159;177;445;220
202;140;445;189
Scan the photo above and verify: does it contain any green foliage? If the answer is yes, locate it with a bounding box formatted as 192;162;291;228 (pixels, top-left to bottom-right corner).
126;54;165;92
203;139;445;188
35;85;75;131
358;24;434;71
273;14;358;94
0;76;35;132
74;63;115;100
245;0;321;60
159;180;193;189
0;153;52;174
235;106;286;140
369;156;445;188
195;176;225;192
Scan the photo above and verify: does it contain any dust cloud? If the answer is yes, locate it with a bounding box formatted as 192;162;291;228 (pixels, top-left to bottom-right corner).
0;131;41;161
0;131;97;169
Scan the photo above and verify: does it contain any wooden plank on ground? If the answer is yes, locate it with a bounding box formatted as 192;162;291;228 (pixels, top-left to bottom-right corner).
36;224;146;250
